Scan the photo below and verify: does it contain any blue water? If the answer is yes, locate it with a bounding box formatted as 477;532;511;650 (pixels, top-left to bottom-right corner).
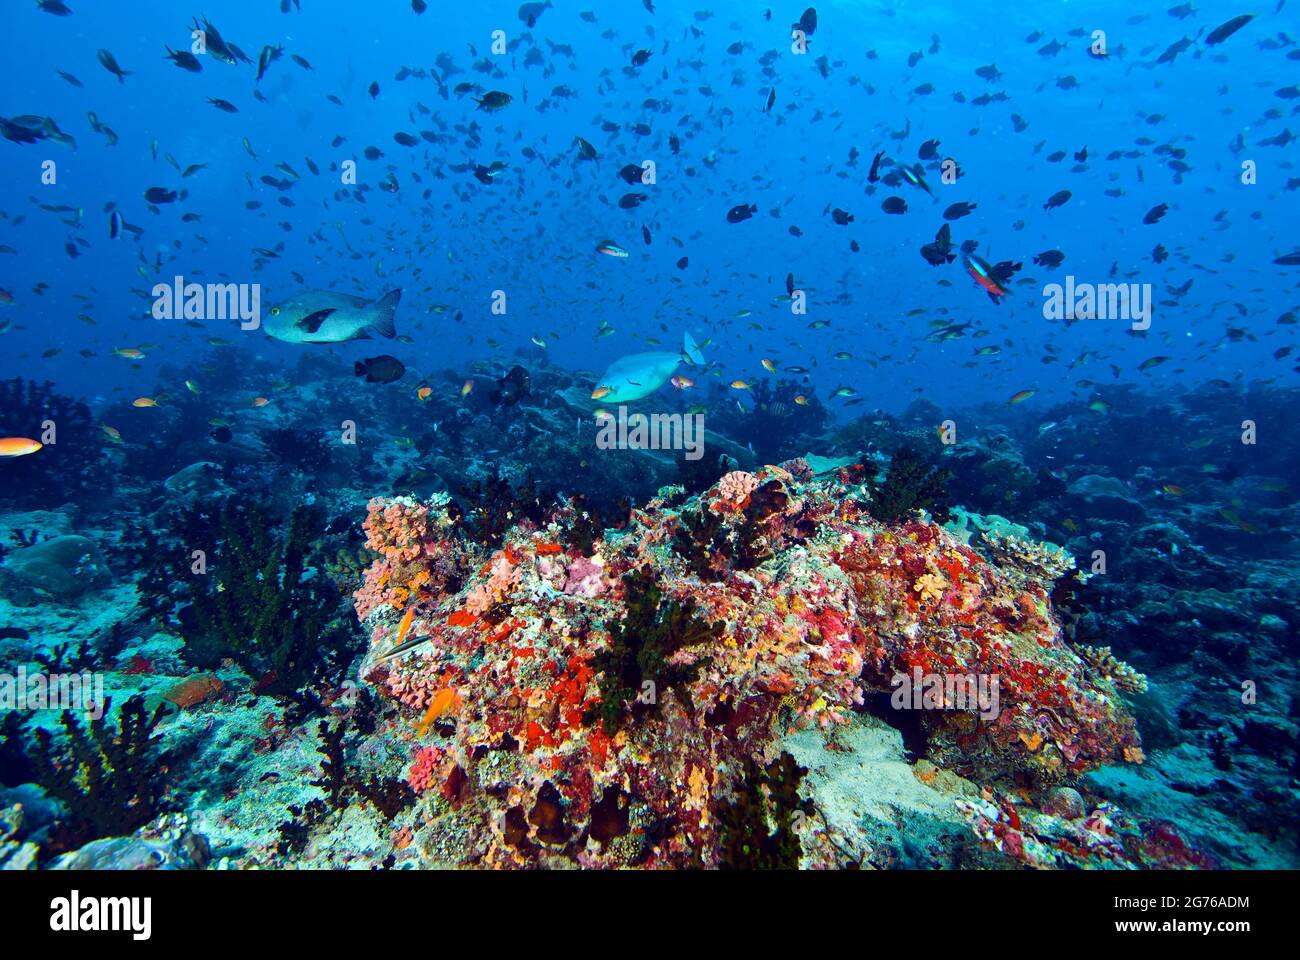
3;0;1294;410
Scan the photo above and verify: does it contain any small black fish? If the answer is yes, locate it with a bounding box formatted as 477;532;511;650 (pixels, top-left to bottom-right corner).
144;186;178;204
1033;249;1065;269
208;98;239;113
163;46;202;72
792;6;817;35
518;1;552;28
1205;14;1253;46
831;208;854;225
726;203;757;223
867;150;885;183
641;224;652;245
631;49;652;67
368;80;380;99
918;139;941;160
256;44;283;83
943;202;977;221
210;426;233;443
619;193;648;210
492;366;531;406
1043;189;1072;210
474;91;512;111
355;355;406;384
1143;203;1169;225
575;136;599;162
97;49;130;83
881;196;908;215
920;223;955;266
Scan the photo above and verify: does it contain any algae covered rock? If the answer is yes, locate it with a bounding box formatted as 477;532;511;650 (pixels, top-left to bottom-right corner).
0;534;112;606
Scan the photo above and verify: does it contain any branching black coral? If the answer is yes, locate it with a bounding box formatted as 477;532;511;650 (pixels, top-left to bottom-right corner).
715;751;814;869
456;471;553;546
31;696;170;847
589;567;721;734
177;501;359;700
867;446;952;524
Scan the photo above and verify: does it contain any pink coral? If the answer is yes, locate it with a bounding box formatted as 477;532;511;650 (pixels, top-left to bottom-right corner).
408;745;444;794
363;497;431;562
715;470;758;510
465;551;522;615
563;555;607;598
385;654;443;711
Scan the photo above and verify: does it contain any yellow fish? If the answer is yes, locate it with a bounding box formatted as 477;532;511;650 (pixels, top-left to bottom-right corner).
0;437;42;458
394;607;416;647
415;688;459;738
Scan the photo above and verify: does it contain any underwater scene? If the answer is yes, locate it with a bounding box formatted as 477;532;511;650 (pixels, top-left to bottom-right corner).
0;0;1297;880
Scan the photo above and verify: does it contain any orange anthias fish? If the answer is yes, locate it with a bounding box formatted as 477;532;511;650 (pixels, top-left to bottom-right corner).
415;688;460;737
394;606;416;646
113;347;145;359
251;396;270;407
461;379;474;397
0;437;42;457
132;397;158;408
416;385;432;401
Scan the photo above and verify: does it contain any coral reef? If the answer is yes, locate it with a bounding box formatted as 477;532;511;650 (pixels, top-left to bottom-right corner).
351;465;1143;867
